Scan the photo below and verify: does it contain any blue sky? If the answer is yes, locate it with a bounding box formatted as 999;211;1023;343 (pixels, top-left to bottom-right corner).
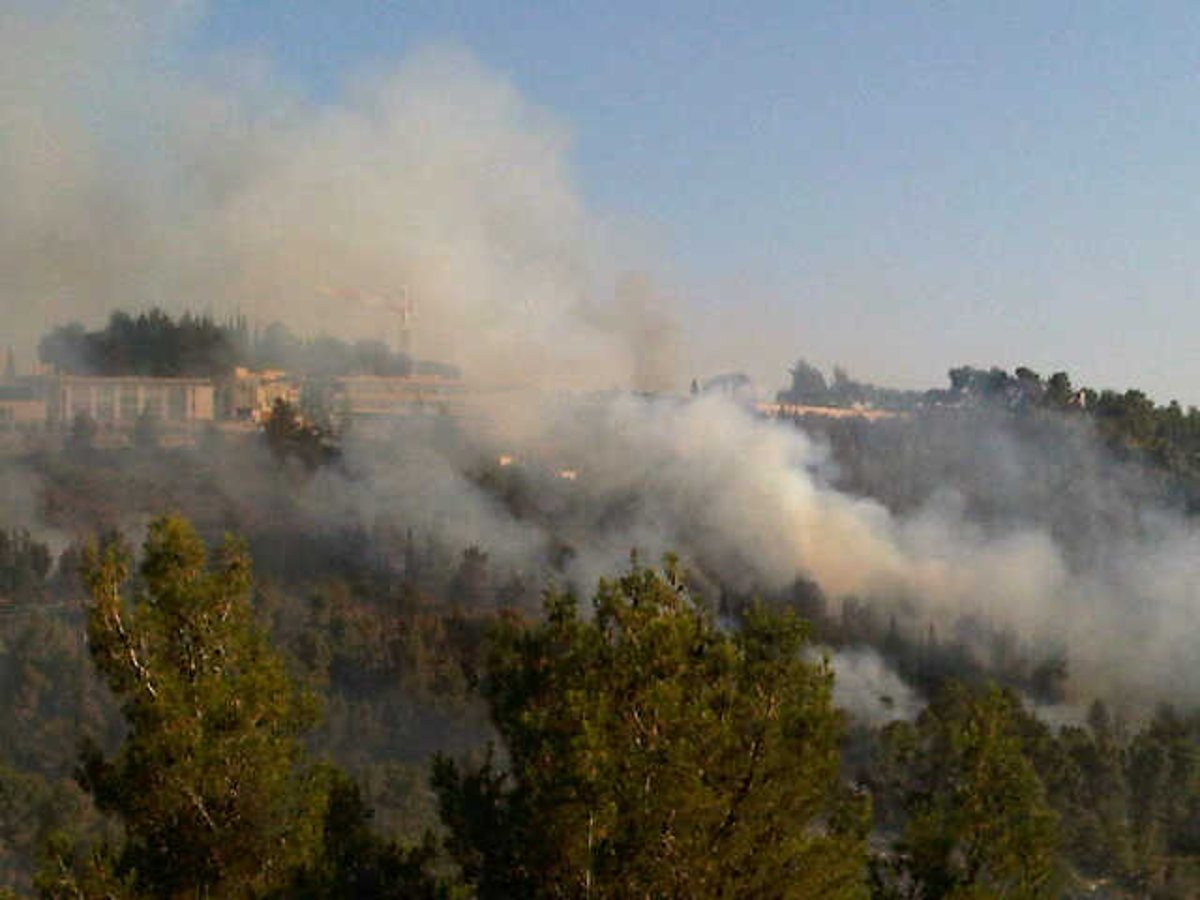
47;2;1200;399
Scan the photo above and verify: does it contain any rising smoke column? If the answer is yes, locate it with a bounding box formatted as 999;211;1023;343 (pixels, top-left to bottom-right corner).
7;2;1200;708
0;3;676;389
472;392;1200;706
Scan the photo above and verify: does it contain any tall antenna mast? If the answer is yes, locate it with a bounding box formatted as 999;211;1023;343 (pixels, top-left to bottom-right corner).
397;287;416;359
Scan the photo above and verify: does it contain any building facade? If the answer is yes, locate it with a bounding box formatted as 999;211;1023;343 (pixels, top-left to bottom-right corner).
45;376;215;427
0;383;47;433
331;374;468;420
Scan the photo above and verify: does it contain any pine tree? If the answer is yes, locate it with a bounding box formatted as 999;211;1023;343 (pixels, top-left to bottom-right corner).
434;560;869;898
884;683;1061;898
53;515;327;897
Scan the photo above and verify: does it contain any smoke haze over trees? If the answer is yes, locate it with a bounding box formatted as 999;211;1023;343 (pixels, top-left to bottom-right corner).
0;2;679;392
36;309;447;378
10;3;1200;895
6;343;1200;892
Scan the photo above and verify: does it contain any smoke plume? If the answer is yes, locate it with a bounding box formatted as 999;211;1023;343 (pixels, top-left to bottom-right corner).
6;2;1200;711
0;2;676;389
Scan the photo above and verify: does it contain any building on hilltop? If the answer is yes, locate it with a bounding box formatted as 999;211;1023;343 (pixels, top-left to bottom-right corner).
43;375;215;446
46;375;215;426
216;367;302;422
0;382;47;440
0;344;478;451
330;374;468;421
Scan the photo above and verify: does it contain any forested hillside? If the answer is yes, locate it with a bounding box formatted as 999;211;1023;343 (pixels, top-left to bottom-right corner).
5;358;1200;896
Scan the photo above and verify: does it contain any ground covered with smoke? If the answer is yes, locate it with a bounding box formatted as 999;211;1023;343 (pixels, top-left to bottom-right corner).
8;374;1200;715
6;384;1200;894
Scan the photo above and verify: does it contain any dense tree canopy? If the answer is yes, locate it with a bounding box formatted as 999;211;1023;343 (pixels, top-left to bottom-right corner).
777;358;831;405
39;311;239;378
55;516;328;897
36;309;458;379
434;561;869;899
878;684;1061;899
263;398;340;469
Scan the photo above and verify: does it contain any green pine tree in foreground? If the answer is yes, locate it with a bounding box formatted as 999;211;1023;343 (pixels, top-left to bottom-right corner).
40;516;328;898
434;560;870;899
32;513;1082;898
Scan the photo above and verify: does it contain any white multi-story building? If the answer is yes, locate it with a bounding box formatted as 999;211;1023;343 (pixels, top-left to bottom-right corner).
45;375;215;427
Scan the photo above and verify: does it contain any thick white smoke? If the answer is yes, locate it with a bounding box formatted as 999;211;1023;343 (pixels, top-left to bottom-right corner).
0;3;677;388
464;393;1200;705
824;647;922;726
6;2;1200;709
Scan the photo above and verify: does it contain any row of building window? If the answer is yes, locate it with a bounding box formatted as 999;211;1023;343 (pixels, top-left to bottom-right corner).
65;385;191;422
